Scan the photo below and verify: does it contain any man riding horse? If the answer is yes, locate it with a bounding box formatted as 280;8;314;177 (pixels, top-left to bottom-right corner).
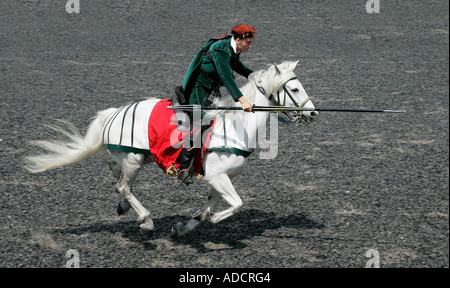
177;24;256;185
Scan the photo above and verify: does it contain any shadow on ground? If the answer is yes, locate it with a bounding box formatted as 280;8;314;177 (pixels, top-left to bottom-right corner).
55;209;324;252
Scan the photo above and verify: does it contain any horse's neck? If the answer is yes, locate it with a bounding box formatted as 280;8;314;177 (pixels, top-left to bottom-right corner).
230;79;272;133
208;82;272;151
246;91;270;135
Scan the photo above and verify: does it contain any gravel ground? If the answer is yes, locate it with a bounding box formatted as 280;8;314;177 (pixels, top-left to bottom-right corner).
1;0;448;268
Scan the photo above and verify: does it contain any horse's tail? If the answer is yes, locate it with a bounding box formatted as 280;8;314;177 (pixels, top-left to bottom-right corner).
24;108;117;173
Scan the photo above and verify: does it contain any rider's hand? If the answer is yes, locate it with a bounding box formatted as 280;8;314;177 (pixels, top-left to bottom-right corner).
238;96;253;112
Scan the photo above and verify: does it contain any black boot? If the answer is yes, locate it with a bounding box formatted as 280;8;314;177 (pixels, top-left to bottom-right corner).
177;147;199;185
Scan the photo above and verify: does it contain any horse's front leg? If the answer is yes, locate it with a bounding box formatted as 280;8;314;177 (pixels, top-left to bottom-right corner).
170;189;220;238
170;176;241;238
205;173;243;224
192;188;221;221
200;152;247;224
170;152;246;238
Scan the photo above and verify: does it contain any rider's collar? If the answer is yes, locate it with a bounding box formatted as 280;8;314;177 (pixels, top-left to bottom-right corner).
231;37;237;54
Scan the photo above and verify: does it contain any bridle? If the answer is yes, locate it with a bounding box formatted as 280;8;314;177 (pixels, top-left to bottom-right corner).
266;77;313;124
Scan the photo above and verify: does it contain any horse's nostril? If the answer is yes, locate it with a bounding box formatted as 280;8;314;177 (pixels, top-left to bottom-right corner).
310;111;318;118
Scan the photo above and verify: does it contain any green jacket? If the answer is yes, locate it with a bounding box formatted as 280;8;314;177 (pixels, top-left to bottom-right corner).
182;35;253;103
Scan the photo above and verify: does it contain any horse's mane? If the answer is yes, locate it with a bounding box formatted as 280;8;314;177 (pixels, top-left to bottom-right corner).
205;61;298;118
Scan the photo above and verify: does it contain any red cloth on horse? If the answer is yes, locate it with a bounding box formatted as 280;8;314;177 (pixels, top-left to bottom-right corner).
148;99;213;174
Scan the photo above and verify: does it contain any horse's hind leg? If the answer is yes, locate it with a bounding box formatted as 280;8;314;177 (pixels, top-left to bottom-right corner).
108;159;121;180
108;160;132;215
111;151;154;238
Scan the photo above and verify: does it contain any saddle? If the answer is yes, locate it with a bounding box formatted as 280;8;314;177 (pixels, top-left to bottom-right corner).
148;99;214;177
175;86;188;105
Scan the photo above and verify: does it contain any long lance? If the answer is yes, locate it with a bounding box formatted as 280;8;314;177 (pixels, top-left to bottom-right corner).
167;105;406;113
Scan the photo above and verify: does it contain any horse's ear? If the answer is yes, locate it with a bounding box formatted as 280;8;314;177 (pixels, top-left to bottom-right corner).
274;63;281;75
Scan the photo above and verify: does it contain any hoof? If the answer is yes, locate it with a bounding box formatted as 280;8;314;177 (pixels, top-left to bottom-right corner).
117;198;131;215
170;222;184;239
192;209;211;222
140;218;154;239
170;219;200;239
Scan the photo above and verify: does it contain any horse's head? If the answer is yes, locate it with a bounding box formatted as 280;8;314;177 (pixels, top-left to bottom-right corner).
267;61;318;124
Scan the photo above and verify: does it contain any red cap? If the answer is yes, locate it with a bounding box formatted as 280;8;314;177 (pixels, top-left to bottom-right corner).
231;24;256;39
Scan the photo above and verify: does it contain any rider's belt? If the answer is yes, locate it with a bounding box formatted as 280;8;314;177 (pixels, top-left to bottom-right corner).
200;70;222;87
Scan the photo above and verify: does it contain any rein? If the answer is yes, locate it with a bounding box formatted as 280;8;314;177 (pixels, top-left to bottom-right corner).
267;77;311;123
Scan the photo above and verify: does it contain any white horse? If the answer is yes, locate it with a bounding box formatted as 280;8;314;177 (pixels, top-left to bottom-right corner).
24;61;318;238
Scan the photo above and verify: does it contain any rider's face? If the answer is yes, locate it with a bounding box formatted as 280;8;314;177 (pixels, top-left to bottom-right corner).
236;37;254;53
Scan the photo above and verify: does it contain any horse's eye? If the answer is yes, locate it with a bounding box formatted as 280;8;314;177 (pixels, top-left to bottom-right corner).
291;88;299;93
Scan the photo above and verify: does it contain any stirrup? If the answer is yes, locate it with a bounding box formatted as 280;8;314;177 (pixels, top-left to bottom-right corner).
178;169;194;185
